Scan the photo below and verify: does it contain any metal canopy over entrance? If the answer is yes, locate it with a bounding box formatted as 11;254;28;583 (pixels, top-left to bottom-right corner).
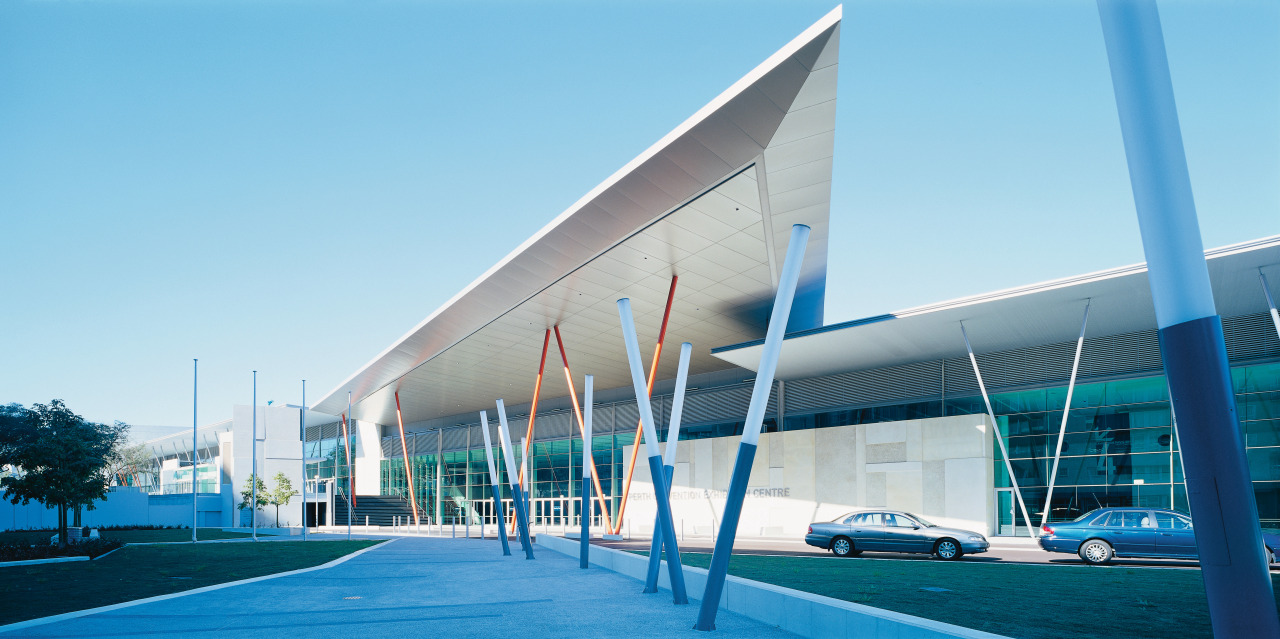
312;8;844;427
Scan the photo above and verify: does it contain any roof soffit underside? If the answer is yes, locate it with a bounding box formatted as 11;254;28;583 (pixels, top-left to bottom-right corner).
313;14;843;421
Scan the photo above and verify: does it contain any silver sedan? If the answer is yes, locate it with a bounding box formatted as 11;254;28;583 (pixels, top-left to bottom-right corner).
804;510;989;560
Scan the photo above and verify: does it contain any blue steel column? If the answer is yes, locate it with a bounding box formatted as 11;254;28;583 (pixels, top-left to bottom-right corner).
478;411;511;556
696;224;809;631
496;400;534;559
1097;2;1278;636
617;298;688;605
645;342;692;593
581;375;593;569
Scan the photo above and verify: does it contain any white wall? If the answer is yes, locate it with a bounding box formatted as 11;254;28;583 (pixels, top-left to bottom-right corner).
354;419;382;495
0;488;224;530
621;414;995;538
228;404;307;527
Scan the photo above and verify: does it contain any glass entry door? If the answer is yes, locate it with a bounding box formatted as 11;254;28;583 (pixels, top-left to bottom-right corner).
996;488;1016;536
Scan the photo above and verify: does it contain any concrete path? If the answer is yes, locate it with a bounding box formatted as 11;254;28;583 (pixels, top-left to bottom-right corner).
2;536;796;638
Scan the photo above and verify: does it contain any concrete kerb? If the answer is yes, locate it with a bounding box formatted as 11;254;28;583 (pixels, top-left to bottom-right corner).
0;556;89;568
537;534;1011;639
0;537;396;635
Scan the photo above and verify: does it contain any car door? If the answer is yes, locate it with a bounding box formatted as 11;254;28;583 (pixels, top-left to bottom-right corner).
1153;511;1196;557
848;512;887;550
1103;510;1157;555
882;513;931;552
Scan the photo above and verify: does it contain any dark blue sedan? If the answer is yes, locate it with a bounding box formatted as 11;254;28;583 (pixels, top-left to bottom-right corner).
1038;507;1280;566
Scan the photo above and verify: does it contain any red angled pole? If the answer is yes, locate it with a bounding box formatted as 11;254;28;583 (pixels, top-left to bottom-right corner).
340;413;355;509
613;275;678;534
510;330;551;535
554;325;614;533
394;392;420;526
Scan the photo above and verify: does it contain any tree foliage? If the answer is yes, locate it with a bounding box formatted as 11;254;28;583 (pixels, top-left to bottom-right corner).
0;400;128;547
238;474;269;526
105;442;152;488
268;472;297;525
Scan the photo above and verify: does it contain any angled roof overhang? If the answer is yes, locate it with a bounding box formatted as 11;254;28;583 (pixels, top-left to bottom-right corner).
712;236;1280;380
313;8;843;425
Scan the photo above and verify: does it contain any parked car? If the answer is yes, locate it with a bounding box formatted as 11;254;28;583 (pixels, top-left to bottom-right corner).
804;510;989;560
1038;507;1280;566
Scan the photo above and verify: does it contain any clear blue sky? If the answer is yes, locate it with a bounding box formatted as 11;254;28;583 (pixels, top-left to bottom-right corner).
1;1;1275;430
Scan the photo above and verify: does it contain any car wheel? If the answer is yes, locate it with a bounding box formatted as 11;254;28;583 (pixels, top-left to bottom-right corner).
1079;539;1113;565
934;538;962;560
831;536;854;557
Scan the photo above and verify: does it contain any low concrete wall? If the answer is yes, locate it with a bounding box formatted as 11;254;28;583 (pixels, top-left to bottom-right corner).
537;534;1009;639
0;488;224;531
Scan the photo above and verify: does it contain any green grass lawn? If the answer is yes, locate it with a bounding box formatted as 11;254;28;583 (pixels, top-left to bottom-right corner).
661;552;1280;639
0;539;382;625
0;528;252;546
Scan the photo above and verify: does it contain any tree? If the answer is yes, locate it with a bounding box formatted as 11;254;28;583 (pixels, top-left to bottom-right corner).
0;400;127;547
238;474;269;527
105;442;151;488
268;472;297;525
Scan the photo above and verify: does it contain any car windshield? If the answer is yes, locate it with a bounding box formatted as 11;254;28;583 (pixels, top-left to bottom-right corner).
1073;509;1099;522
903;513;935;527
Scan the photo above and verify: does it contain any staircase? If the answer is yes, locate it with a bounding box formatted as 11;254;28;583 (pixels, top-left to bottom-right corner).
333;495;418;527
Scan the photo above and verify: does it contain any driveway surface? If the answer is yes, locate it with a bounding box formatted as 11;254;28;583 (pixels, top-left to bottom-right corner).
1;535;795;638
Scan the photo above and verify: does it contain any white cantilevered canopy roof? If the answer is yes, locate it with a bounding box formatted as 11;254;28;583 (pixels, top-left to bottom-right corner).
712;236;1280;380
312;8;843;425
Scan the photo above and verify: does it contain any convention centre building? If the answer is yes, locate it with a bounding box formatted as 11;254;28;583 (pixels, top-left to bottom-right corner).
11;7;1277;540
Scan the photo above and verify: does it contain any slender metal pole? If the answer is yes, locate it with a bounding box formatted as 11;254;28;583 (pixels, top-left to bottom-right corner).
1097;2;1277;634
615;275;679;534
696;224;809;630
618;297;688;605
478;411;511;556
961;322;1035;538
1042;302;1090;529
252;370;257;541
301;380;307;541
495;399;534;559
192;359;198;543
1261;271;1280;340
580;375;593;569
645;342;692;593
394;392;421;526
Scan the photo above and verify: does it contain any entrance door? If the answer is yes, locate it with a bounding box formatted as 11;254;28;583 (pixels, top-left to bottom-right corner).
996;489;1015;536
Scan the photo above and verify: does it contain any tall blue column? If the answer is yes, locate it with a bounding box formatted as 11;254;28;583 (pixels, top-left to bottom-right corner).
1097;2;1278;636
696;225;809;631
581;374;594;569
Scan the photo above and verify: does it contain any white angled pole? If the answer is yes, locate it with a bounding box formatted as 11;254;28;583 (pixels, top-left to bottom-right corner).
644;341;692;593
1262;271;1280;341
619;297;688;605
496;399;534;559
961;322;1035;538
696;224;808;631
479;410;511;556
1042;302;1090;529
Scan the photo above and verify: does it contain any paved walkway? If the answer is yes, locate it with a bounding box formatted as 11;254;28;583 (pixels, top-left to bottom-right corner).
2;536;796;638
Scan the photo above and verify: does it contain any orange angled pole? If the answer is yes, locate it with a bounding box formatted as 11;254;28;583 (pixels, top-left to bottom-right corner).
394;391;421;526
340;413;355;508
554;325;614;532
509;329;551;534
612;275;678;534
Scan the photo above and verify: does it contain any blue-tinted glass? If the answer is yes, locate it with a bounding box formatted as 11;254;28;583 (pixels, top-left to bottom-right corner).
1246;419;1280;448
1241;392;1280;422
1247;448;1280;482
